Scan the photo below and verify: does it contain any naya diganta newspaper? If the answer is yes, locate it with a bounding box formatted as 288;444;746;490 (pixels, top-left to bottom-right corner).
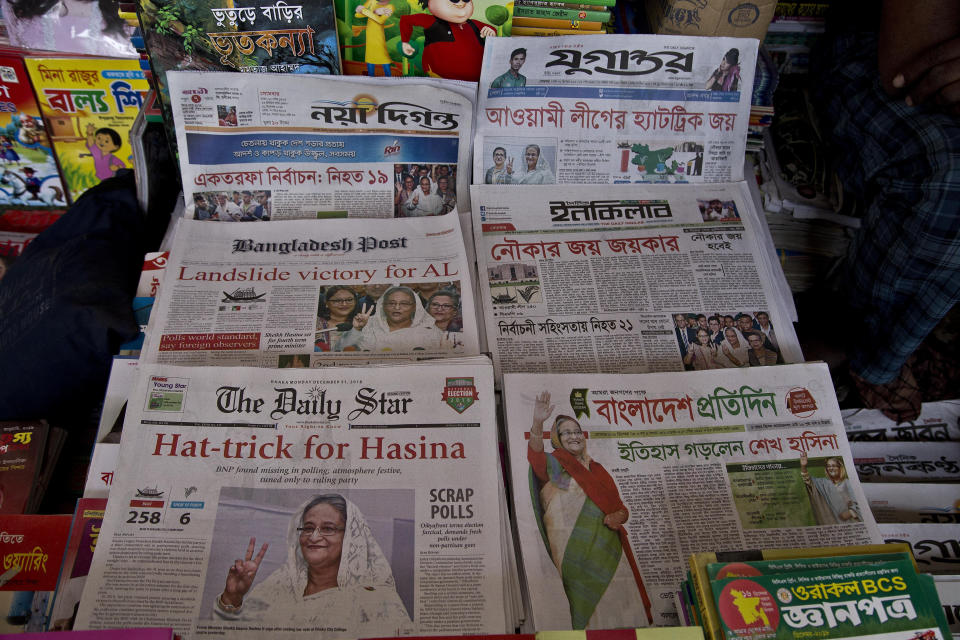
139;215;480;367
167;71;474;220
475;35;757;187
74;359;513;639
472;182;801;378
502;363;882;629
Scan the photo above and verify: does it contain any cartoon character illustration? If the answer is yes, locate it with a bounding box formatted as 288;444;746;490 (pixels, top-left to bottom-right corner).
355;0;395;76
16;114;42;146
85;122;126;181
399;0;495;82
0;136;19;165
21;167;41;200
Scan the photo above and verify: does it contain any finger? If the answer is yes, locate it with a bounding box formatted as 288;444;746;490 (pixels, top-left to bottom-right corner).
933;78;960;108
905;59;960;106
244;537;256;561
254;543;268;566
896;36;960;94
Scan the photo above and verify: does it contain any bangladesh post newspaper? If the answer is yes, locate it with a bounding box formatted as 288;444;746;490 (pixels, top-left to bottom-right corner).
471;182;801;377
502;363;883;629
167;71;474;220
74;359;511;639
139;215;480;367
475;35;757;187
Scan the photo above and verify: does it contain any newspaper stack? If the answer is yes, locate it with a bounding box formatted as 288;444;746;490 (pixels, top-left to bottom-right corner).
501;362;883;629
138;215;481;367
75;358;520;638
471;182;800;378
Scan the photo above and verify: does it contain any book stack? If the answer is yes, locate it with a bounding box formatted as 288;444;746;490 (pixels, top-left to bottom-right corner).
512;0;613;36
684;546;952;639
763;1;829;76
0;420;66;515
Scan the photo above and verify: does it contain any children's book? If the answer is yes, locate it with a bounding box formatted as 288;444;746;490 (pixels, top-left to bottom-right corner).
135;0;342;133
336;0;512;80
24;57;150;204
0;52;68;218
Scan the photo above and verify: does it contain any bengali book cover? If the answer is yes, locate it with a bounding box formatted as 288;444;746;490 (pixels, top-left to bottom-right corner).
23;57;149;204
0;421;49;515
0;514;71;591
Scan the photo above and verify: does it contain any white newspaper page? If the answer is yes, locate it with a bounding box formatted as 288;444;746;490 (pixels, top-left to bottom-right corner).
843;401;960;442
75;360;508;639
934;576;960;634
863;483;960;524
475;35;757;186
851;441;960;483
140;216;479;367
502;363;882;629
167;71;473;220
471;182;801;378
878;524;960;574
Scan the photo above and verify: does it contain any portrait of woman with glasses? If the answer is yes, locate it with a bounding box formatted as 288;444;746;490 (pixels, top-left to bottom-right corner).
316;286;361;352
426;290;462;333
526;391;652;629
340;285;461;352
213;493;411;634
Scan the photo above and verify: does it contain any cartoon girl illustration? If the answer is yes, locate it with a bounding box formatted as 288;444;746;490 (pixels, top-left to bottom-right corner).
85;122;125;181
1;136;19;165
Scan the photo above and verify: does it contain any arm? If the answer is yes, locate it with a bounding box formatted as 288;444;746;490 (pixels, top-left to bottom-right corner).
85;123;95;149
879;0;960;109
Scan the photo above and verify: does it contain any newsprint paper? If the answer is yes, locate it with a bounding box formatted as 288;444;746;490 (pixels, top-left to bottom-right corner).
471;182;801;377
75;359;511;639
140;215;479;367
167;71;473;220
502;363;882;629
475;35;757;187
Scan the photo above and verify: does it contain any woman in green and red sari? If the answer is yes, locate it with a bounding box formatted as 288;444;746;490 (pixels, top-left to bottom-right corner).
528;391;653;629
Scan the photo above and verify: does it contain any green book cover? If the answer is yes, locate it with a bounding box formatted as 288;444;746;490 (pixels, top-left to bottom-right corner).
707;552;915;581
513;5;609;22
711;559;950;639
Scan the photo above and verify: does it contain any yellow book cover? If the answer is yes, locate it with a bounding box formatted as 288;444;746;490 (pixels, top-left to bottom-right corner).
24;57;149;204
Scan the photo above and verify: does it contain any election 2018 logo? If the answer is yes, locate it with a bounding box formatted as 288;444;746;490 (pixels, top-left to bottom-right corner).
442;377;478;413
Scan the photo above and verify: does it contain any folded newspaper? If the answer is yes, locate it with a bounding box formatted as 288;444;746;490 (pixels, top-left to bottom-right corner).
139;216;479;367
502;363;882;629
167;71;474;220
471;182;801;378
476;35;758;186
75;358;515;638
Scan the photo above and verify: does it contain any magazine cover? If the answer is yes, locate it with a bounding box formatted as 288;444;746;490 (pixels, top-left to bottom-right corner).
136;0;341;126
336;0;512;80
24;57;149;204
0;53;68;214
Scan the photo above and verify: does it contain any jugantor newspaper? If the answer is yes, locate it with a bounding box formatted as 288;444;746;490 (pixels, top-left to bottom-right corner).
471;182;801;378
167;71;474;220
140;215;479;367
75;359;511;639
475;35;757;186
502;363;882;629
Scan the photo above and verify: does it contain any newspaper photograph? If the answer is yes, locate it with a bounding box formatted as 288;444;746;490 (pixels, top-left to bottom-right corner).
167;71;473;220
862;483;960;524
75;360;511;639
140;216;479;367
851;441;960;483
502;363;882;629
843;401;960;441
475;35;757;187
471;182;802;377
878;524;960;574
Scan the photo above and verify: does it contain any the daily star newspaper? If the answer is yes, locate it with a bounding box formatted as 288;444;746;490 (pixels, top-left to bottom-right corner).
167;71;473;220
502;363;882;629
475;35;757;187
140;216;479;366
471;182;801;377
75;359;511;639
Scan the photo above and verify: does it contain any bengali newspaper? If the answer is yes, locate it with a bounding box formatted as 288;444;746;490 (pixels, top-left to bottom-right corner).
167;71;474;220
878;524;960;574
471;182;801;377
475;35;757;187
140;216;480;367
502;363;882;629
843;401;960;442
851;441;960;483
74;359;512;639
862;483;960;524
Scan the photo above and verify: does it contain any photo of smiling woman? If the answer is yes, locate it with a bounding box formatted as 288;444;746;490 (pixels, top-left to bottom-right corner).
527;391;652;629
210;491;412;636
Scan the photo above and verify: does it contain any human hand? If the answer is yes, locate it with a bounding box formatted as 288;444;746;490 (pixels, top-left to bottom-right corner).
891;35;960;112
480;25;496;37
223;537;268;606
799;451;808;470
603;509;627;530
506;157;513;174
412;194;419;205
401;42;415;57
352;303;372;329
86;123;95;136
532;391;554;428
